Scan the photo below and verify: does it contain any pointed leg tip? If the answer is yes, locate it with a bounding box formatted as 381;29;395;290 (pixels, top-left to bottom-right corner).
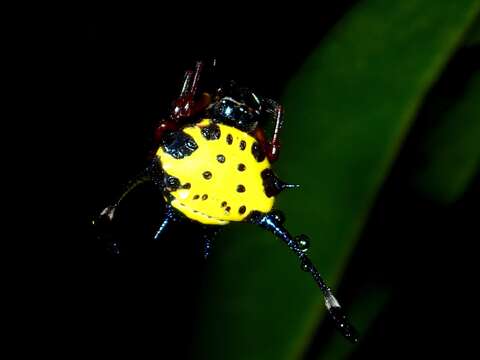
92;205;116;231
282;183;300;190
342;325;360;344
327;302;359;343
100;205;116;221
332;311;359;343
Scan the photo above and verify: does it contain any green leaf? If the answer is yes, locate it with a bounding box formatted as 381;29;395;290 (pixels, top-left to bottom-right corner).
412;72;480;204
191;1;480;359
464;15;480;46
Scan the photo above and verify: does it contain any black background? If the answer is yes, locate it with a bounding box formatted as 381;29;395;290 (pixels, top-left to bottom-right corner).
15;3;479;358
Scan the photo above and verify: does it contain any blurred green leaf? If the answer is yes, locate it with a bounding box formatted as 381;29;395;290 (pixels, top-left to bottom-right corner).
412;72;480;204
465;16;480;46
316;23;480;360
191;1;480;359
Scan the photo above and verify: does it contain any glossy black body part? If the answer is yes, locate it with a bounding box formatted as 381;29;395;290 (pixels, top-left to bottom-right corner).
210;81;262;132
161;131;198;159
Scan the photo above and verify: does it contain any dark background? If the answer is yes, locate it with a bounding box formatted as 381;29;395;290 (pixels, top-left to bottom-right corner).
18;3;478;358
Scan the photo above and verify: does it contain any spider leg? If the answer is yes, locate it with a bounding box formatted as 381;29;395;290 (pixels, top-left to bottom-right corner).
93;158;164;254
202;226;221;260
249;211;359;343
95;171;151;225
95;158;163;222
153;205;181;240
170;61;205;121
92;170;151;256
256;99;284;163
154;61;210;147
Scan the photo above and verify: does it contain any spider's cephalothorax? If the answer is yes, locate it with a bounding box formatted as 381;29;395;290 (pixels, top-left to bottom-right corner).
95;61;359;343
209;81;262;132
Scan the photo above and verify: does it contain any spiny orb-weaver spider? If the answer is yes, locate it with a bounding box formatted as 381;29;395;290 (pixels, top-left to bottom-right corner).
95;61;358;342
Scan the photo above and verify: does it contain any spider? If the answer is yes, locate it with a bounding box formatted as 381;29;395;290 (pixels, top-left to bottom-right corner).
94;61;358;342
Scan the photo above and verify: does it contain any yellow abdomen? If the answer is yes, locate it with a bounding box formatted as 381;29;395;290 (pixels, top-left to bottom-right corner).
156;119;274;225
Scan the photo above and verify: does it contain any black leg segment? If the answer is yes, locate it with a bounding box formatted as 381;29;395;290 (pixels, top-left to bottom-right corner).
249;211;359;343
154;205;180;241
94;158;164;224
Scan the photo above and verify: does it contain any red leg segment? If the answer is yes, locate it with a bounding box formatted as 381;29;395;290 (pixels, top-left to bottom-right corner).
254;101;284;163
154;61;211;145
268;104;284;162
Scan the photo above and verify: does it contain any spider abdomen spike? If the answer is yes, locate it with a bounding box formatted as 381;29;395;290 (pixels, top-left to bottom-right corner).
261;169;299;197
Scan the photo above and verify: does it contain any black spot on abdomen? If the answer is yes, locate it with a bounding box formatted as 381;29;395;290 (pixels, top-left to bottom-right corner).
162;131;198;159
201;124;221;140
164;175;180;191
203;171;212;180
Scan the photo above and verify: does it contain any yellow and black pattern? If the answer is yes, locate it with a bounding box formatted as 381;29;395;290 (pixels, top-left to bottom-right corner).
156;119;275;225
